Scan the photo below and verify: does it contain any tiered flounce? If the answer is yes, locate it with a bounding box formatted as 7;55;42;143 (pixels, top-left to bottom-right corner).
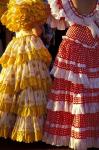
43;25;99;150
0;34;52;143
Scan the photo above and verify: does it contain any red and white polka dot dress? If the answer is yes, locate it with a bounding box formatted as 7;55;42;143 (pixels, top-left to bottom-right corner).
43;0;99;149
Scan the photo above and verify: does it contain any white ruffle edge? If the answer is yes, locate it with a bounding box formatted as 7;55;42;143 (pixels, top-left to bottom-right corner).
47;100;99;114
47;0;99;37
51;66;99;88
43;133;99;150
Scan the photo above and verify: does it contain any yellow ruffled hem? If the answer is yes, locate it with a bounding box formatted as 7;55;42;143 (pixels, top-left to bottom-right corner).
0;101;46;117
0;128;42;143
0;77;51;93
11;130;42;143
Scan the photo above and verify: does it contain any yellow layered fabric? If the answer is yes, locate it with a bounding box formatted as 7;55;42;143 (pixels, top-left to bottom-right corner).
1;0;50;32
0;33;52;142
0;35;51;67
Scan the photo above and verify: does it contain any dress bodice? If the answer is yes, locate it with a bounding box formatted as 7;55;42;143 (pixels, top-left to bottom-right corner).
47;0;99;37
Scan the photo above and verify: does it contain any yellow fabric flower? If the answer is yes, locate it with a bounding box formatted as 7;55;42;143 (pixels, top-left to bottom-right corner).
1;0;50;32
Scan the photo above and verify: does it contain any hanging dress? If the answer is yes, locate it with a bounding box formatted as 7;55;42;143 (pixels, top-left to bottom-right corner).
43;0;99;149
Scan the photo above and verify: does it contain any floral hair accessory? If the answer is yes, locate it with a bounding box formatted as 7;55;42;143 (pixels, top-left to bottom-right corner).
1;0;50;32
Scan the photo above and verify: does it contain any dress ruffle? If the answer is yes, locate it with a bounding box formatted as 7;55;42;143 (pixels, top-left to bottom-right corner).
0;35;51;67
0;111;44;142
43;24;99;149
47;0;99;37
43;132;99;150
0;33;52;142
1;0;50;32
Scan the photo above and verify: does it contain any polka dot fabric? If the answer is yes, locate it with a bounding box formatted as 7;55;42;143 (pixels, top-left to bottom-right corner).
43;24;99;150
66;24;98;46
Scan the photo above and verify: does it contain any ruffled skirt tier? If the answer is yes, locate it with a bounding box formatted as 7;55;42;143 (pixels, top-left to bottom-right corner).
43;25;99;150
0;34;52;143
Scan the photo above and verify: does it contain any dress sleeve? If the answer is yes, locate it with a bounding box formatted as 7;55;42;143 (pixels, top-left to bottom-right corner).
47;0;69;30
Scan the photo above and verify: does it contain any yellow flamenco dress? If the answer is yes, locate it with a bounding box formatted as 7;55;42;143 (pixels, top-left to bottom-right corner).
0;0;52;143
0;30;52;143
